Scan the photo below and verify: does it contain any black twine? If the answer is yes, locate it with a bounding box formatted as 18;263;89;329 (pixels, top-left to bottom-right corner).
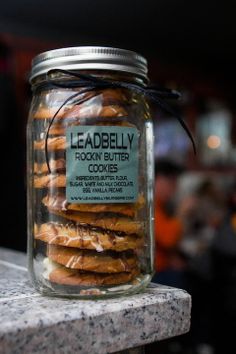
43;68;196;173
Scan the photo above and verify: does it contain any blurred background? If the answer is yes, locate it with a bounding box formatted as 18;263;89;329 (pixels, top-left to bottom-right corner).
0;1;235;353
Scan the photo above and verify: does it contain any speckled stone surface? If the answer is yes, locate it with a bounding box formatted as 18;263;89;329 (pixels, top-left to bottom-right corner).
0;248;191;354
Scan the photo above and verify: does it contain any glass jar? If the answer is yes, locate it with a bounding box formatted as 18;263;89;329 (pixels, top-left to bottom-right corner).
27;46;154;298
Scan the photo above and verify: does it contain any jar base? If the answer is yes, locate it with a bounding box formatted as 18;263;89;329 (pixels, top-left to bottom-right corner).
31;273;153;299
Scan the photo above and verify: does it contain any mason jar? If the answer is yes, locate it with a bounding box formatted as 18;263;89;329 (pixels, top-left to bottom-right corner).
27;46;154;298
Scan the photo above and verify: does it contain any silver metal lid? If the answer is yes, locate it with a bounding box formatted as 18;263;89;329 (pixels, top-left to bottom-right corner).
30;46;148;82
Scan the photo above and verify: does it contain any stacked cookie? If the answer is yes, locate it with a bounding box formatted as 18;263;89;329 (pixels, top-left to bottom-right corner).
33;89;144;287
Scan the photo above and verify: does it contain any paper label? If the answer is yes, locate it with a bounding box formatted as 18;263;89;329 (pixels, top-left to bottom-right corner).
66;126;139;203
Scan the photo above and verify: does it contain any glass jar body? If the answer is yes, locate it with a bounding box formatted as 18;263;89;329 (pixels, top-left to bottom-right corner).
27;71;154;298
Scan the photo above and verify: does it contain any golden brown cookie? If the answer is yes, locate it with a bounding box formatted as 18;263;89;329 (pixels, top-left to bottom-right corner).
45;118;134;136
34;159;65;174
33;89;127;120
35;222;143;252
42;193;145;217
33;104;127;121
32;90;93;119
33;106;68;120
34;116;134;148
48;209;143;235
34;137;66;151
47;244;137;273
63;104;127;120
34;174;66;188
48;264;139;286
48;124;67;136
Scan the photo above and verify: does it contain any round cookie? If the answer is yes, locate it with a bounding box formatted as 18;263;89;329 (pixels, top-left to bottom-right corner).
34;116;134;150
42;193;145;217
64;104;128;120
33;104;127;121
34;159;65;174
35;222;143;252
45;118;134;136
48;209;143;235
33;106;69;120
33;89;127;120
34;136;66;151
47;244;138;273
48;265;140;286
34;174;66;188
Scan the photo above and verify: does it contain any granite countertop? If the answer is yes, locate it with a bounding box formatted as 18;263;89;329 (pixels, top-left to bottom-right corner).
0;248;191;354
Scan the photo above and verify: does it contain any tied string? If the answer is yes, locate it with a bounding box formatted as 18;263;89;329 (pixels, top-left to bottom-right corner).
44;68;196;174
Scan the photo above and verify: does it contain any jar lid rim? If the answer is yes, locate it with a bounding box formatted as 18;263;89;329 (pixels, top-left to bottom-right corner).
30;46;148;82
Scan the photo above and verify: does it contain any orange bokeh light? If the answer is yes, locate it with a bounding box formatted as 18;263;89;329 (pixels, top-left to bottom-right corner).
207;135;221;149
